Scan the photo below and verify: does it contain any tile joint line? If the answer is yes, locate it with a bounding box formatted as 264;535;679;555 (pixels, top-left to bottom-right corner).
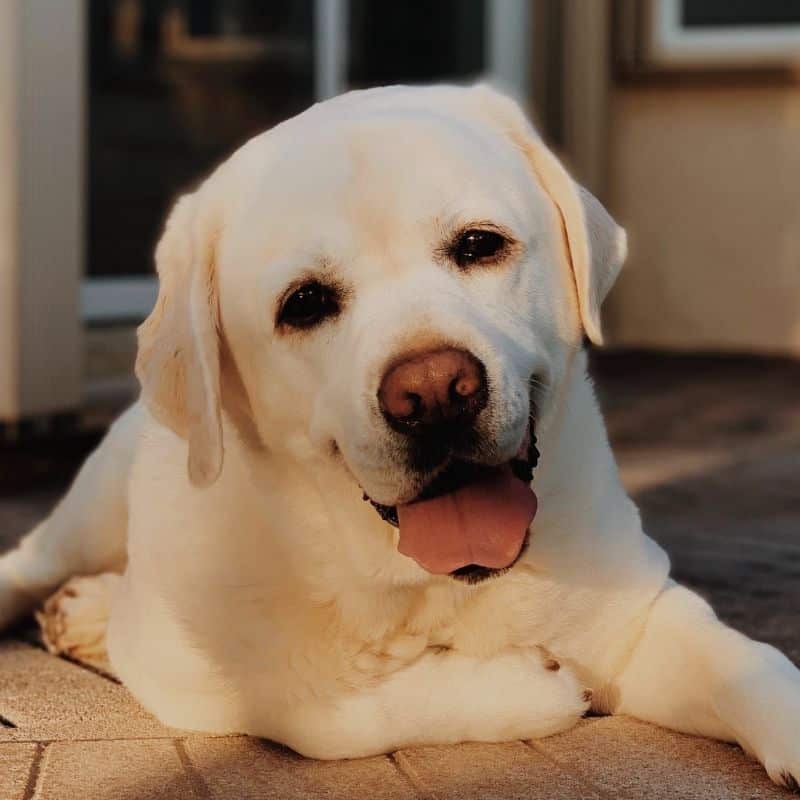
174;738;214;800
389;750;442;800
22;741;47;800
523;739;623;800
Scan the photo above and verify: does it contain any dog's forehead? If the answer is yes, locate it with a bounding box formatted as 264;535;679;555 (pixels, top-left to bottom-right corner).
276;119;521;214
228;92;541;233
219;88;552;293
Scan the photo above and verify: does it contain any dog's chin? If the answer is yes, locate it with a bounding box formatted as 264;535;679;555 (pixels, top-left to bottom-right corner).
362;432;540;583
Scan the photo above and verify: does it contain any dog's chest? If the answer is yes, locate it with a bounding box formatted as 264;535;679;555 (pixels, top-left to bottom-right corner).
329;579;547;687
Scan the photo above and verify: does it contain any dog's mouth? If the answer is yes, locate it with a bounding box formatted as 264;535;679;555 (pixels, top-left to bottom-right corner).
365;429;540;583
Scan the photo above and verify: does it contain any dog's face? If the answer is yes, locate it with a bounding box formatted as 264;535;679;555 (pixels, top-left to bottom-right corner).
136;85;626;582
223;109;567;502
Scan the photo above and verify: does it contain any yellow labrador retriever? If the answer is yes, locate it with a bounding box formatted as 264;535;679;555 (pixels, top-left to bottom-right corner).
1;85;798;789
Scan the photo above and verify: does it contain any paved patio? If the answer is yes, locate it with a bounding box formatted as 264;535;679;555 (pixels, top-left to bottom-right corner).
1;352;799;798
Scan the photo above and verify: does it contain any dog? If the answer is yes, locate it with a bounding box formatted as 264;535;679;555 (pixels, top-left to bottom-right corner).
0;84;798;788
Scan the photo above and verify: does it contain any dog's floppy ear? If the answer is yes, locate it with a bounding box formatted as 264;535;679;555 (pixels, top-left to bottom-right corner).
476;85;627;345
136;189;223;487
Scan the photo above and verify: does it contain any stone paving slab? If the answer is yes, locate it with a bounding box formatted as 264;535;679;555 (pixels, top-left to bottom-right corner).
0;640;795;799
0;742;38;800
34;740;196;800
184;737;419;800
0;640;182;741
394;739;606;799
535;717;789;800
1;724;791;800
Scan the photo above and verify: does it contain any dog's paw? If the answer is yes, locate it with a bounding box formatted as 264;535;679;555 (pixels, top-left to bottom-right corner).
494;648;590;739
735;669;800;793
36;573;120;668
760;738;800;793
761;760;800;794
780;771;800;794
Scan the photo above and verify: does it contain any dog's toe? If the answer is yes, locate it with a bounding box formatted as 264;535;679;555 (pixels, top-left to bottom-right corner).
780;771;800;793
36;573;120;670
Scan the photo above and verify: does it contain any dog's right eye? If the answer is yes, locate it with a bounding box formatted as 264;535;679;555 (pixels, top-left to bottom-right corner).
277;281;339;330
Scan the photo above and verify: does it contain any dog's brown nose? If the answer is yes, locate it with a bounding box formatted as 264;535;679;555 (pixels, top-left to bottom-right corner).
378;348;488;433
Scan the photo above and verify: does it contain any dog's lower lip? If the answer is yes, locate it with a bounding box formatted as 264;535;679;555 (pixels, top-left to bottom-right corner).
364;496;399;527
450;530;530;583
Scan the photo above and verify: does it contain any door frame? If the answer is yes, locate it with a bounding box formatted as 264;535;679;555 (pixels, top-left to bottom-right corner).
0;0;84;419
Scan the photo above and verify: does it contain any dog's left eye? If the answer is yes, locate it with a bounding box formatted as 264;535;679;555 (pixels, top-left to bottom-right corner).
451;229;508;267
278;281;339;330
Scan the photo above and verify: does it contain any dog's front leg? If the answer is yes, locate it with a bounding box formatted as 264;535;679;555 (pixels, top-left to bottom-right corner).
613;581;800;790
282;646;590;759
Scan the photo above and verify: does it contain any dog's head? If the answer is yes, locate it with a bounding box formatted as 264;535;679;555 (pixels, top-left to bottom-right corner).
136;85;626;583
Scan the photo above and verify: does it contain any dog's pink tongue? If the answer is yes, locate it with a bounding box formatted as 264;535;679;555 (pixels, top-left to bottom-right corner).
397;466;537;575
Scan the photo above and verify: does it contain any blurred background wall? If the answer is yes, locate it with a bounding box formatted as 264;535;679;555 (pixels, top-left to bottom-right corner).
1;0;800;424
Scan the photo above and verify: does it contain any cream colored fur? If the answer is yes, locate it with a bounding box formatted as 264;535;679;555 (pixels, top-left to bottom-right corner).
0;85;798;788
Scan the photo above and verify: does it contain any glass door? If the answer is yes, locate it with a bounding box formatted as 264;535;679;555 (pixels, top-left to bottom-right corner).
84;0;531;321
84;0;315;320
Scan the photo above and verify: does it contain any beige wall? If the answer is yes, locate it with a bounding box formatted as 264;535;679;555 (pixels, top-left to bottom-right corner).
605;84;800;356
0;0;20;416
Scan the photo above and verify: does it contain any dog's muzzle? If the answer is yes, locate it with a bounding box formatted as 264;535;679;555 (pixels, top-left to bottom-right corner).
364;429;540;583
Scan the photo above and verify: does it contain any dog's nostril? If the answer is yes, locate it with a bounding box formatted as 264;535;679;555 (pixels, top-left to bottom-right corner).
448;372;481;406
402;392;423;420
451;371;479;400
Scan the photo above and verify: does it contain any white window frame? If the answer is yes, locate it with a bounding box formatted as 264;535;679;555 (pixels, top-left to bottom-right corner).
646;0;800;68
312;0;531;101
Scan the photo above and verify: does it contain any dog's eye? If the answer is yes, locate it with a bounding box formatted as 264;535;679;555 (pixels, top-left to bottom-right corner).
451;229;508;268
278;281;339;330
